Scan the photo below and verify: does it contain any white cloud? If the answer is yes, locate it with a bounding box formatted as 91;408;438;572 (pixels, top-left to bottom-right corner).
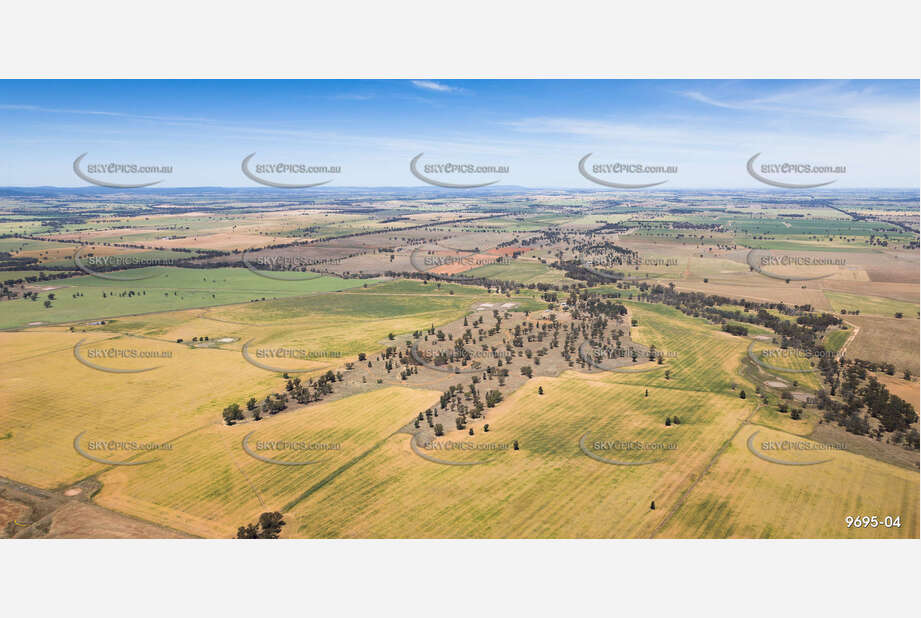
678;82;919;135
410;80;461;93
0;103;213;124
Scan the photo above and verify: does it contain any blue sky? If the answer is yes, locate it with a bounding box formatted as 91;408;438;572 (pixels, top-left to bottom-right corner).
0;79;917;188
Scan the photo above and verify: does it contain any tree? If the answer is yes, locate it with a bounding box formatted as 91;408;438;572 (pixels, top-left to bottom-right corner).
650;501;656;510
434;423;444;437
790;408;803;420
672;416;680;425
538;386;544;395
222;403;244;425
483;424;490;432
468;427;474;436
664;370;670;380
739;390;746;399
258;512;286;538
236;512;286;539
246;397;257;411
235;523;259;539
904;369;912;381
665;417;671;426
520;366;533;378
512;439;519;450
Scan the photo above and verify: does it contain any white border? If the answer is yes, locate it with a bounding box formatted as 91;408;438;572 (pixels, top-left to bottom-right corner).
2;1;919;78
1;1;918;614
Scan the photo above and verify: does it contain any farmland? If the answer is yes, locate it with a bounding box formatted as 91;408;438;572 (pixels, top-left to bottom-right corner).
286;373;754;538
656;424;918;538
1;188;917;539
0;267;370;330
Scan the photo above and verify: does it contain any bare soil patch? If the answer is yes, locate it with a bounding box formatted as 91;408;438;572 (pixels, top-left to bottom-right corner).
809;421;919;471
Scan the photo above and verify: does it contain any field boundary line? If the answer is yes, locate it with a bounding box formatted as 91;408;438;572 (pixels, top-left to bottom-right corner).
223;432;266;509
837;320;860;357
0;280;371;332
280;433;398;513
649;402;762;539
0;335;122;367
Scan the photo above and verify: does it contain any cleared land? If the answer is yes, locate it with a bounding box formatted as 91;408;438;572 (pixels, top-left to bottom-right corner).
286;373;754;538
0;267;369;330
844;315;920;375
1;196;917;539
94;387;440;538
656;424;918;538
824;290;920;318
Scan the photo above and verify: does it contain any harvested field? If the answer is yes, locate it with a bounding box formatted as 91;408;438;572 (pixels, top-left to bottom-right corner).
656;425;919;538
844;315;920;375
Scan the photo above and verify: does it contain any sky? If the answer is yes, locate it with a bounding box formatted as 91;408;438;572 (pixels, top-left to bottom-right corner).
0;79;917;188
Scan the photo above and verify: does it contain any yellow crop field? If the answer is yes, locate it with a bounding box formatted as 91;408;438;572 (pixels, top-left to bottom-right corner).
94;387;440;538
285;373;755;538
614;301;755;392
656;425;919;538
0;284;505;491
747;340;822;391
0;327;288;488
